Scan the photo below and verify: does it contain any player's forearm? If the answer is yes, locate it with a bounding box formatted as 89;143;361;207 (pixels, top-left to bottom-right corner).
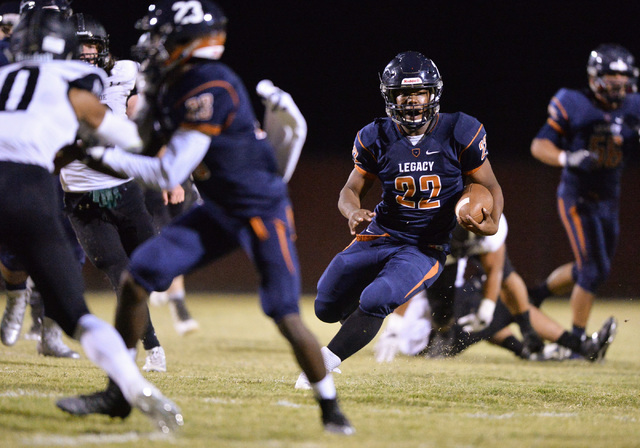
338;187;363;220
531;138;564;167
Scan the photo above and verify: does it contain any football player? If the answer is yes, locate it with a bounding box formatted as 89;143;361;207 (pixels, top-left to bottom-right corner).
294;51;503;388
56;0;354;435
0;9;181;432
58;12;168;375
529;44;639;339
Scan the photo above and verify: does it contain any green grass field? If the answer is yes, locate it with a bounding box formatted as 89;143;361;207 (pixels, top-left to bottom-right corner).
1;293;639;448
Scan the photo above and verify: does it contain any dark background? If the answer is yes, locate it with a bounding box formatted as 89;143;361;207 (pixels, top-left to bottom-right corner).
72;1;640;297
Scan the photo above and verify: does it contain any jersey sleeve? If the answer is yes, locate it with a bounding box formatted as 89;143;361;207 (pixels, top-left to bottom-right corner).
352;122;379;178
455;113;488;175
172;75;238;137
535;88;571;144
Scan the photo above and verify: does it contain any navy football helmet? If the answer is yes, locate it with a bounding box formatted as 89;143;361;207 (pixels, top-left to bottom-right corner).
10;7;77;61
380;51;443;131
587;44;638;106
73;13;110;69
133;0;227;73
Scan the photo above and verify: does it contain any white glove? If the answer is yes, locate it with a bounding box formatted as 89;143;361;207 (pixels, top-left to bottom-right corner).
256;79;307;183
563;149;598;171
85;146;107;162
457;298;495;332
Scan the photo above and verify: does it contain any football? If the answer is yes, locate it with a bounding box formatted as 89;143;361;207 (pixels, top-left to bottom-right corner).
455;183;493;223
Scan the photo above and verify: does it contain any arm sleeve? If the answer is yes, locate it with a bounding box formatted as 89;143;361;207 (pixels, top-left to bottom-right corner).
352;125;379;178
100;128;210;189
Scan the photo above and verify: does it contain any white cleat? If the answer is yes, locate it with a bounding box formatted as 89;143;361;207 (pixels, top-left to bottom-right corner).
143;346;167;372
168;299;199;336
1;289;29;346
295;347;342;390
37;317;80;359
149;291;169;306
132;385;183;433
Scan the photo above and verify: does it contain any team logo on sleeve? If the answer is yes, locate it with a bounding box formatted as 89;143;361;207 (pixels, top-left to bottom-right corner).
352;145;358;161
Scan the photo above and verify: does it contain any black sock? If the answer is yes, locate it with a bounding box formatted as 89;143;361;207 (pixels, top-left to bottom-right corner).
514;310;533;334
557;331;582;352
141;308;161;350
572;325;585;338
500;335;524;356
528;283;551;307
327;308;384;361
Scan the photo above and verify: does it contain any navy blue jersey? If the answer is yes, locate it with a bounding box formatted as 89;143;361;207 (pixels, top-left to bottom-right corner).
157;61;288;218
353;113;487;250
536;88;640;199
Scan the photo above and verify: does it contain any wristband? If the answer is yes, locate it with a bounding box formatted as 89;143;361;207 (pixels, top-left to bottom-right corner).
557;151;567;167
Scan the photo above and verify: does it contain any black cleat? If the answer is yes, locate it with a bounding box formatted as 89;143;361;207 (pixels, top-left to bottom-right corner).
522;330;545;355
56;379;132;419
319;398;355;435
580;316;618;362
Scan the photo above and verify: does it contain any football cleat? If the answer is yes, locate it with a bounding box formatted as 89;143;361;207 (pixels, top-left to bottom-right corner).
580;316;618;362
168;298;199;336
56;379;132;419
295;347;341;390
319;398;355;435
132;385;183;433
37;317;80;359
1;289;29;346
143;346;167;372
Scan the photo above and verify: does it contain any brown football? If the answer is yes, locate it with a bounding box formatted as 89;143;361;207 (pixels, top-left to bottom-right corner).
455;183;494;223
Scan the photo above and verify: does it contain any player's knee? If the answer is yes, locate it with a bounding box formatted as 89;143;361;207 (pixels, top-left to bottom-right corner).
359;279;395;318
577;262;610;292
314;294;343;323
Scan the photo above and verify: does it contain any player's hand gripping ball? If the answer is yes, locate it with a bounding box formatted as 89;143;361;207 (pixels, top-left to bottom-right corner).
455;183;494;227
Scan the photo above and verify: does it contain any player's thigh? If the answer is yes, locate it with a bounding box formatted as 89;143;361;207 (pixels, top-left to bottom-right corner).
360;246;444;317
315;240;383;322
240;215;301;320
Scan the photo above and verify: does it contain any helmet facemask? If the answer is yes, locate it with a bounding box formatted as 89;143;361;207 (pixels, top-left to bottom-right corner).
381;85;441;130
587;44;639;107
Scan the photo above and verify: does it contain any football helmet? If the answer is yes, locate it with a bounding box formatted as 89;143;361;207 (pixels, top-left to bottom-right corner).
587;44;638;106
380;51;443;131
133;0;227;72
73;13;110;69
10;7;78;61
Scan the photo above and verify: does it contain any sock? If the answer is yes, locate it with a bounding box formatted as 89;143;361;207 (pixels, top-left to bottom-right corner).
312;373;336;400
327;308;384;361
141;307;161;350
500;335;524;356
557;331;582;352
514;310;534;334
321;346;341;371
572;325;586;338
76;314;147;402
528;282;551;307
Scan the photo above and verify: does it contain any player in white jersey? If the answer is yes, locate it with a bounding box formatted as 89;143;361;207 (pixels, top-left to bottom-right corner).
0;9;182;431
58;14;167;381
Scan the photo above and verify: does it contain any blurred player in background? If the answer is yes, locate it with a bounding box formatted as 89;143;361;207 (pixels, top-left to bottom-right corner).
529;44;639;340
58;13;168;376
56;0;353;435
0;8;181;431
295;51;504;389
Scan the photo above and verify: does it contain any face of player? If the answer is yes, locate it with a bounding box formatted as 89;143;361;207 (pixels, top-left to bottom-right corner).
590;73;634;107
79;43;99;66
395;89;431;132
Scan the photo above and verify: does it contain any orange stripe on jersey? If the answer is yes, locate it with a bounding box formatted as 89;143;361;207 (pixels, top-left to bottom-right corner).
355;233;390;242
458;124;484;162
404;261;440;299
558;198;582;269
250;216;269;241
356;131;377;162
551;96;568;121
354;164;377;179
547;118;565;134
275;219;295;274
463;161;484;176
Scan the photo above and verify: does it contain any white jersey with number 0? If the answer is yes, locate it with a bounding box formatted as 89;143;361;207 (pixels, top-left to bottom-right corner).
0;60;105;172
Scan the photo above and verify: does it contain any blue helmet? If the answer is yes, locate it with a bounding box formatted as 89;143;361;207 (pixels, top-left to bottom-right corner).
19;0;72;17
133;0;227;72
380;51;443;131
587;44;638;106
